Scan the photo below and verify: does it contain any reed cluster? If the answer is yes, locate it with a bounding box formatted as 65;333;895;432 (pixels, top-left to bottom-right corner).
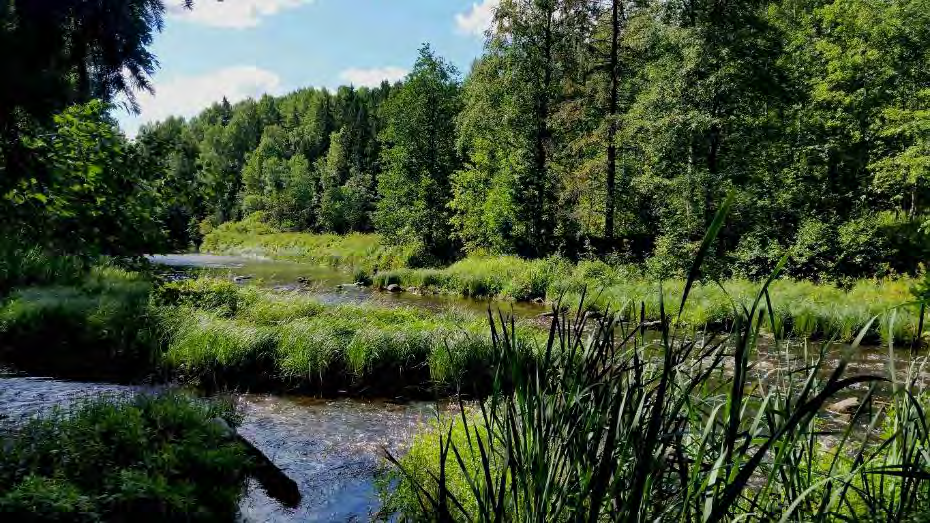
383;209;930;521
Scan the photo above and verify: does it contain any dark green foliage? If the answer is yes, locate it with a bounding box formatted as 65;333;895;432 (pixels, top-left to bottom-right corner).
0;267;158;380
0;393;250;522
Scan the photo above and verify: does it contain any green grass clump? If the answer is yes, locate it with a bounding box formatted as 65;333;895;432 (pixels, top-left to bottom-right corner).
370;252;926;343
373;255;572;300
0;267;157;379
200;222;928;343
157;278;539;395
201;215;414;272
0;393;250;522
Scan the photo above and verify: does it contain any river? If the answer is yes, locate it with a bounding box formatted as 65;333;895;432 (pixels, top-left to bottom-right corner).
1;254;926;521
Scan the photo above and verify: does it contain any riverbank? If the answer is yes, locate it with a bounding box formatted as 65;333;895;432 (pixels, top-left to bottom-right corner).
382;294;930;521
156;278;540;396
201;215;412;273
202;225;928;344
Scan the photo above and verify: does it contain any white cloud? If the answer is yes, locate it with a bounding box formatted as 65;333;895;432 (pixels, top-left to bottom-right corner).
167;0;315;29
120;65;283;136
455;0;499;37
338;67;408;87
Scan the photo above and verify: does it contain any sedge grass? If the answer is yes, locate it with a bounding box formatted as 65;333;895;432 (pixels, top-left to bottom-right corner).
383;197;930;522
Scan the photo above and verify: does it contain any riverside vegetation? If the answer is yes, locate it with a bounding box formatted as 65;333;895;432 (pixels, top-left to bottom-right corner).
0;393;250;521
3;0;930;520
384;293;930;521
381;217;930;522
0;260;541;396
204;220;928;345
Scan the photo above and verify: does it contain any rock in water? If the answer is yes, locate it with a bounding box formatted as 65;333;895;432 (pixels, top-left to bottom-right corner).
210;417;301;508
827;397;861;415
209;417;235;438
386;284;403;293
233;275;253;283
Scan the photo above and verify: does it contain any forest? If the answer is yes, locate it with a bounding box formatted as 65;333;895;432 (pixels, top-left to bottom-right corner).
126;0;930;282
3;0;930;521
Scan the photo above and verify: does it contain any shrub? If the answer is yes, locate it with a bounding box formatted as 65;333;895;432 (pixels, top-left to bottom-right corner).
0;394;250;522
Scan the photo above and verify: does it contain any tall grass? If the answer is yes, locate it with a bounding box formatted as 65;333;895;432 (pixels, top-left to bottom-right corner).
155;278;541;395
200;215;414;272
0;241;89;295
0;266;158;379
376;257;925;344
201;218;927;344
0;393;250;521
383;200;930;521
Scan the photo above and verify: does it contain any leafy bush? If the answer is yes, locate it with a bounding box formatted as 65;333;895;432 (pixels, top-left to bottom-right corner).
0;393;250;522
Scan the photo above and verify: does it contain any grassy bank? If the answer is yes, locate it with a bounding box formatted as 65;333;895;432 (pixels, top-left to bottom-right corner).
0;266;159;380
155;278;539;396
0;266;539;395
382;273;930;521
201;214;412;272
200;222;927;344
377;257;926;344
0;393;250;521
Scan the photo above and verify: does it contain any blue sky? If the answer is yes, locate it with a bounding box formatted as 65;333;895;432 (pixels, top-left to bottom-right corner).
118;0;497;136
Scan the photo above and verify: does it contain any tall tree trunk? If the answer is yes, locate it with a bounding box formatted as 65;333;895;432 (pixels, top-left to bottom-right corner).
604;0;622;247
533;4;554;253
706;121;720;226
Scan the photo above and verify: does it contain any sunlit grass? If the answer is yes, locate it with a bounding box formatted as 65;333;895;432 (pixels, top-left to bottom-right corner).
155;278;539;394
201;215;414;272
382;198;930;521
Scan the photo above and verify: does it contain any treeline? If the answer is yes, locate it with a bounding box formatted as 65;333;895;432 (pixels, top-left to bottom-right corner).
138;80;393;244
5;0;928;281
143;0;930;280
